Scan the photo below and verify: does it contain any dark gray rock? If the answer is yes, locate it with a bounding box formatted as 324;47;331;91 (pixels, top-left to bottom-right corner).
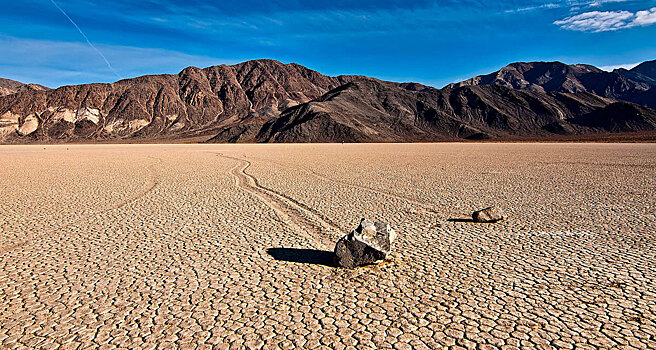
334;218;396;268
472;206;505;223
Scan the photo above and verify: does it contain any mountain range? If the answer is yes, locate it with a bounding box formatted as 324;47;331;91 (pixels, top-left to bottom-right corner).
1;59;655;143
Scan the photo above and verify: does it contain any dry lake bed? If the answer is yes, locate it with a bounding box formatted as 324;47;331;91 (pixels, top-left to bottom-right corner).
1;143;655;349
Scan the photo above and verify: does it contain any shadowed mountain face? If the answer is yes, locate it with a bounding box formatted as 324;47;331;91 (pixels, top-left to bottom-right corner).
617;60;656;85
0;78;49;97
208;80;656;143
1;59;656;143
449;61;656;110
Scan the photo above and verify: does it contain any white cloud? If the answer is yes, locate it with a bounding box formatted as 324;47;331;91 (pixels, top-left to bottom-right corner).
505;3;560;13
634;7;656;25
505;0;629;14
554;10;634;31
554;7;656;32
585;0;630;7
598;62;641;71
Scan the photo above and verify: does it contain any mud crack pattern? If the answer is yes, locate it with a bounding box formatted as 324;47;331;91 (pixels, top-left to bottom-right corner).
1;143;655;349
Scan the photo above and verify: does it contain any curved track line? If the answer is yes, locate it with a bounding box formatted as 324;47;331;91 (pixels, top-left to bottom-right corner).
220;154;340;251
0;156;163;254
108;156;162;211
254;157;440;215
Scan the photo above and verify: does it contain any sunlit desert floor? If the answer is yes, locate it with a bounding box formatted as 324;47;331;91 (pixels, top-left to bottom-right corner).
1;143;655;349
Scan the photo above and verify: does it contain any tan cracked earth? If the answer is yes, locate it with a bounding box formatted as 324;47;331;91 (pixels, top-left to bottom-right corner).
1;143;655;349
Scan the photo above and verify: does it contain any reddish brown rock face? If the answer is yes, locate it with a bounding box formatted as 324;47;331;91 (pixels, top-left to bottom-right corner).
0;59;357;142
0;78;49;97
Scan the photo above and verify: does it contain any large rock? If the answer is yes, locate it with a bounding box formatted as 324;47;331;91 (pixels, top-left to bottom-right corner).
472;206;505;223
334;218;396;268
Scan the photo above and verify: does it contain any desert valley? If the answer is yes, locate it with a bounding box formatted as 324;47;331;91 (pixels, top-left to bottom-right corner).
1;6;656;347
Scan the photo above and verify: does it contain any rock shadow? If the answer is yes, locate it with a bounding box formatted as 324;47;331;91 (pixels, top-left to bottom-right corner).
447;218;475;223
266;248;335;267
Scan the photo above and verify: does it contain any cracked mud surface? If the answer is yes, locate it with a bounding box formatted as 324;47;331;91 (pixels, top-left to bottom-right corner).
1;143;655;349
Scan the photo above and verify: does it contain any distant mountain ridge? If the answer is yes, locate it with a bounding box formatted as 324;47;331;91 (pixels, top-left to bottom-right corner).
0;78;49;97
1;59;655;143
448;60;656;110
619;60;656;85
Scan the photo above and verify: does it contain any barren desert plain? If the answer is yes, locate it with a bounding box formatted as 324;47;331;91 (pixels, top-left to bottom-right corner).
0;142;655;349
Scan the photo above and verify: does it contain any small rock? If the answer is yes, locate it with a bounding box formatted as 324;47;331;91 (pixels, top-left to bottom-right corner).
334;218;396;268
472;206;505;223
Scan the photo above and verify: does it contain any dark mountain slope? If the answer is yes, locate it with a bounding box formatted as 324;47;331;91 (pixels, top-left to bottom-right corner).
629;87;656;110
208;79;654;143
449;60;656;113
616;60;656;85
448;61;653;99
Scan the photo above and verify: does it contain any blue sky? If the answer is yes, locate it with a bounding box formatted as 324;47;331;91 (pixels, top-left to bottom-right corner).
1;0;655;88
